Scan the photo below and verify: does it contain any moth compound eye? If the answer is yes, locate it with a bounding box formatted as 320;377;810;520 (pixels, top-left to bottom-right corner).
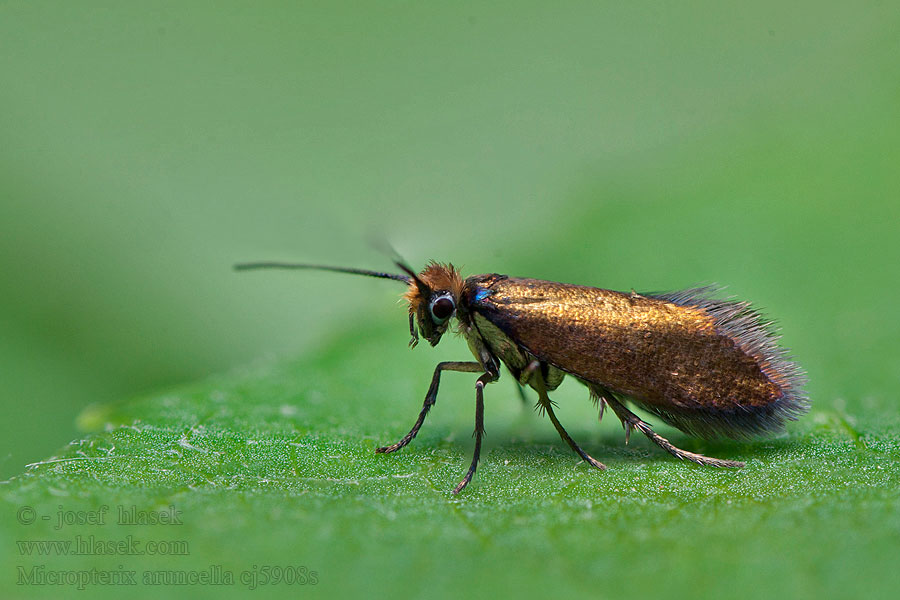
429;296;455;323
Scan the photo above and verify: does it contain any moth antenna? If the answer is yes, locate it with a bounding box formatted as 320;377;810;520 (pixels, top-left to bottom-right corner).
394;261;430;295
234;261;410;284
367;235;408;266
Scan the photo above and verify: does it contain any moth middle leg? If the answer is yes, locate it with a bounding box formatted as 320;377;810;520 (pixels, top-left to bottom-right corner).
593;385;745;468
525;361;606;471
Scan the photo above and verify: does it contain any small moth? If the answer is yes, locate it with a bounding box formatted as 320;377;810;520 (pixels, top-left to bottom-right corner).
236;260;808;493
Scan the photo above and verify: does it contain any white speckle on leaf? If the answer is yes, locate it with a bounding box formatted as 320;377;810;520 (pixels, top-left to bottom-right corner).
177;434;208;453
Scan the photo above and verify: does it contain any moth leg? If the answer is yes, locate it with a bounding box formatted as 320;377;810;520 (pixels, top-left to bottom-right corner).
452;372;493;494
502;366;529;404
515;382;529;405
407;314;419;348
588;387;607;423
376;361;482;454
595;387;745;468
528;362;606;471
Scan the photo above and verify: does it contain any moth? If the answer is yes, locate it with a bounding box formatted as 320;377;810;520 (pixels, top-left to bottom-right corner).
236;260;808;493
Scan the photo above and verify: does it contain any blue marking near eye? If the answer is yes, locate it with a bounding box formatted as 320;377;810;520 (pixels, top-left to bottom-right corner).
474;288;491;302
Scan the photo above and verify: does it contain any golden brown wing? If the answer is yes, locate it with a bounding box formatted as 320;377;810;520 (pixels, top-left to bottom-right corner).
464;275;807;439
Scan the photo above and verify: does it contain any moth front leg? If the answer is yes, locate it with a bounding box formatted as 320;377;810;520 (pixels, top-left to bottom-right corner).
376;361;482;454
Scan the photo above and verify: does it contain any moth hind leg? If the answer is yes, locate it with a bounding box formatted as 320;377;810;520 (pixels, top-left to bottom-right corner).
594;386;745;469
588;386;607;422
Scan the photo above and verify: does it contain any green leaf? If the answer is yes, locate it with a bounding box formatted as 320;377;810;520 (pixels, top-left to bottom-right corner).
3;317;899;599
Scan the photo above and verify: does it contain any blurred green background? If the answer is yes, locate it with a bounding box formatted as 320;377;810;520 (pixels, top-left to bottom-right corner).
1;1;898;598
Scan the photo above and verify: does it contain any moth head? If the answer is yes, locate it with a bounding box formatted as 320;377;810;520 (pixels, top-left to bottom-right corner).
400;261;464;347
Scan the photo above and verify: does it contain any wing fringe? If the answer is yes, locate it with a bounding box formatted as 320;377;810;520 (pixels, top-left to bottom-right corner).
637;285;809;439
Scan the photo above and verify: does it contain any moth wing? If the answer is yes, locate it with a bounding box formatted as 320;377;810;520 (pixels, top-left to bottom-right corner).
467;277;807;439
